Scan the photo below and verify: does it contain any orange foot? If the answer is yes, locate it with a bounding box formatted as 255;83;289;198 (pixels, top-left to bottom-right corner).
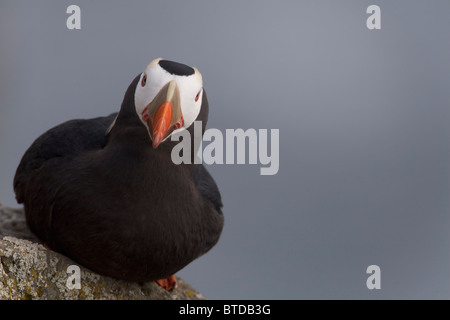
156;275;177;291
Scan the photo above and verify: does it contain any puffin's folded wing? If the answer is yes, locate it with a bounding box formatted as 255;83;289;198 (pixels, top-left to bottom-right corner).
13;113;117;203
193;164;223;214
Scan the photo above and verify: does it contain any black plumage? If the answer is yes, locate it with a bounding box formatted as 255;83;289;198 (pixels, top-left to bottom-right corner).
13;69;224;282
159;59;195;76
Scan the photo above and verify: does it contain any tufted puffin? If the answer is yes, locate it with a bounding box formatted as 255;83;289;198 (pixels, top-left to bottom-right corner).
13;58;224;291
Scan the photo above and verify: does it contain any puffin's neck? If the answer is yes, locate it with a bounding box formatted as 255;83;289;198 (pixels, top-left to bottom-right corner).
106;116;193;171
108;121;150;146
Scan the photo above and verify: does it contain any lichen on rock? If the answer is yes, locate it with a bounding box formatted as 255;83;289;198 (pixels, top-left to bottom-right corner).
0;203;205;300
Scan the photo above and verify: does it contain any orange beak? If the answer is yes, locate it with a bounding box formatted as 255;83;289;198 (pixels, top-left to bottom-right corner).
151;101;173;149
143;80;182;149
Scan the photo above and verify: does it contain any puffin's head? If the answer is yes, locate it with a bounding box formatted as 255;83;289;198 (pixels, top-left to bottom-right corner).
134;58;204;149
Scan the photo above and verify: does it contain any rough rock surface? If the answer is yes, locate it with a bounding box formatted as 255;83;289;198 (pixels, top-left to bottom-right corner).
0;203;205;300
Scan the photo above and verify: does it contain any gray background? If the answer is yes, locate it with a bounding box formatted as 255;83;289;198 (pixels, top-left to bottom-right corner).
1;1;449;299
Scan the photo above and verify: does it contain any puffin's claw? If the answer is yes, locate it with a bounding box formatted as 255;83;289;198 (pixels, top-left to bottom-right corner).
156;275;178;291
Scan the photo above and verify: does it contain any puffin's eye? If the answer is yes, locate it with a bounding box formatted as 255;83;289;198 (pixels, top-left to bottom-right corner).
195;89;201;102
141;74;147;87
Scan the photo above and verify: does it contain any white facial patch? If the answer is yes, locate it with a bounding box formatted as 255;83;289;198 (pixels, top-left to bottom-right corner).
134;58;204;137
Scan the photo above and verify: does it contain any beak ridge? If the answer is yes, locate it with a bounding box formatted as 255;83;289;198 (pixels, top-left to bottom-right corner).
151;101;173;149
144;80;182;148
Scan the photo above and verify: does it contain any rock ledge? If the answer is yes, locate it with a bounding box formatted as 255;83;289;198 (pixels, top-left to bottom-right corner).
0;204;204;300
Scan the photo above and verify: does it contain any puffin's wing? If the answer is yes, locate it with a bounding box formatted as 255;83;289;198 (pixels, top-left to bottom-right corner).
13;113;117;203
193;164;223;214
